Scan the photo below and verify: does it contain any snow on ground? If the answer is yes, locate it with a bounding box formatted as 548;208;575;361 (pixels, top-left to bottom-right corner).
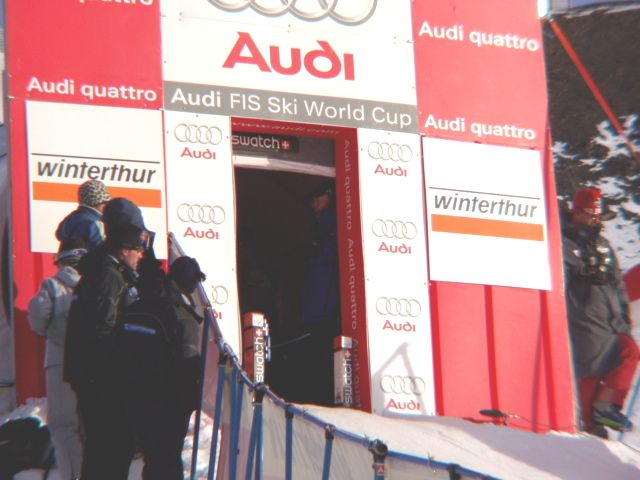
4;398;640;480
2;398;213;480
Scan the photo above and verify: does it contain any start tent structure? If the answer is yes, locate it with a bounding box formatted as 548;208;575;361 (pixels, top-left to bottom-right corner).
3;0;581;439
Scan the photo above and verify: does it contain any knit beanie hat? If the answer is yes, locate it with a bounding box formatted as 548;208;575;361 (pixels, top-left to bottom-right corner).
55;237;88;266
573;188;602;215
79;180;112;207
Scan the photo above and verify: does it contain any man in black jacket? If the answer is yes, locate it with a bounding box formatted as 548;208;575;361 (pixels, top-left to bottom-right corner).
115;256;204;480
64;221;145;480
563;188;639;436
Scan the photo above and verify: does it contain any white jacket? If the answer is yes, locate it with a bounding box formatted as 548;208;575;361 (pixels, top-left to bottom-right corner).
28;266;80;368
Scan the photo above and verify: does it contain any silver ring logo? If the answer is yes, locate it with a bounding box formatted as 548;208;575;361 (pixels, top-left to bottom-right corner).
177;204;226;225
372;220;417;240
174;124;223;145
367;142;412;162
375;297;421;318
380;375;425;395
211;286;229;305
207;0;377;25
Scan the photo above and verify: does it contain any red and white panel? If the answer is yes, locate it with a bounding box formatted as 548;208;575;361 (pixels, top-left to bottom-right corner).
357;128;435;416
164;111;241;354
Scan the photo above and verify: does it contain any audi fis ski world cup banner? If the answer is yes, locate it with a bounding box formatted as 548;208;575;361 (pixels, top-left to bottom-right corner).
160;0;418;133
164;112;241;353
357;128;435;416
423;138;551;290
26;101;168;257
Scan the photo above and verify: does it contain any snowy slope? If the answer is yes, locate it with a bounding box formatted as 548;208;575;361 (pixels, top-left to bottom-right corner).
4;397;640;480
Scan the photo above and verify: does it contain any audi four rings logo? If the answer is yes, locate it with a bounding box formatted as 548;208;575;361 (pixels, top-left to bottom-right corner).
174;124;223;145
367;142;413;162
207;0;377;25
380;375;426;395
376;297;421;317
372;220;417;240
177;204;226;225
211;286;229;305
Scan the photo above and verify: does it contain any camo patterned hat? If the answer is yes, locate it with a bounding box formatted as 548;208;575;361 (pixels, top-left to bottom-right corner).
78;180;112;207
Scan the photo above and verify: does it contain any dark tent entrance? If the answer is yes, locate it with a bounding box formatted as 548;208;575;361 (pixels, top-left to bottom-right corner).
231;122;345;405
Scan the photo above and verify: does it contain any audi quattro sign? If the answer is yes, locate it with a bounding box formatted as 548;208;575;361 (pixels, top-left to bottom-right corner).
160;0;419;132
413;0;547;149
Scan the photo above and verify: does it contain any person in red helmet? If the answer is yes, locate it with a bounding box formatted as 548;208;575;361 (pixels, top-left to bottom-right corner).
562;187;639;437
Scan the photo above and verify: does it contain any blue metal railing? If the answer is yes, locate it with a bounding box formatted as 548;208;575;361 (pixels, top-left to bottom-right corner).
169;233;497;480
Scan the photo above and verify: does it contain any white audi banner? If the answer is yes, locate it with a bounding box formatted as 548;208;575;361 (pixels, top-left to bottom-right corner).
26;101;168;257
160;0;418;132
164;111;242;354
357;128;436;417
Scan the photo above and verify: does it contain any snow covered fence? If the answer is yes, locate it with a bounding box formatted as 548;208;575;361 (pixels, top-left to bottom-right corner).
196;337;498;480
169;235;496;480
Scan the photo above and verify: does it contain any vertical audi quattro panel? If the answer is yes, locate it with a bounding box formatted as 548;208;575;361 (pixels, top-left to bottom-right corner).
7;0;164;402
413;0;575;429
357;128;435;417
164;112;241;355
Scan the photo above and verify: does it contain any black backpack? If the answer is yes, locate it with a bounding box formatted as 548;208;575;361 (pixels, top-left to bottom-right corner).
114;299;181;397
0;417;54;480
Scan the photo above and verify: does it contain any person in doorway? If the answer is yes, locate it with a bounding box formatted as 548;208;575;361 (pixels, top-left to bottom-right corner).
296;181;341;405
63;222;146;479
56;180;112;249
562;187;639;437
28;238;88;480
116;256;205;480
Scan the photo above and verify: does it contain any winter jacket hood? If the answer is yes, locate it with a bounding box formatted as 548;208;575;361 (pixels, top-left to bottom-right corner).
55;205;105;249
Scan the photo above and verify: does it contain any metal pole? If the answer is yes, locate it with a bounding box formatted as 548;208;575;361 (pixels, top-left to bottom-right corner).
190;309;213;480
321;425;335;480
285;405;294;480
245;385;265;480
207;351;228;480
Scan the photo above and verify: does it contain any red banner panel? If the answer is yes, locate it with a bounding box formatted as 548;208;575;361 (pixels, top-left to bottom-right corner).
413;0;547;149
7;1;163;109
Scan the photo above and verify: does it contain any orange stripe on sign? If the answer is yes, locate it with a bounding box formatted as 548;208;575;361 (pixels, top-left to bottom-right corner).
431;214;544;241
32;182;163;208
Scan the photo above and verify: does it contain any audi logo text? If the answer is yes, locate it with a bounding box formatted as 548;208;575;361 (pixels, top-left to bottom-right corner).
367;142;412;162
380;375;426;395
211;286;229;305
174;124;223;145
372;220;417;240
177;204;226;225
375;297;421;317
207;0;377;25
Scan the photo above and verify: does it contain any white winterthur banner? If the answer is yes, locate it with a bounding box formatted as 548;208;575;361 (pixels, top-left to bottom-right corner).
357;128;435;417
26;101;168;257
423;137;552;290
164;111;241;354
